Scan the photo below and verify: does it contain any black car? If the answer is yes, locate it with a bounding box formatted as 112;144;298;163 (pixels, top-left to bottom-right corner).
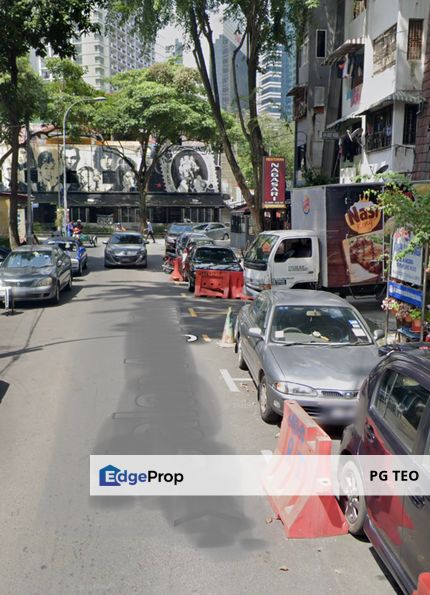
186;245;242;292
104;232;148;268
164;223;194;256
339;349;430;594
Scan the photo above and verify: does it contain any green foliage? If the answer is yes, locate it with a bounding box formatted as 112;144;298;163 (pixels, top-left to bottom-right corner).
43;58;102;135
378;174;430;256
301;168;334;187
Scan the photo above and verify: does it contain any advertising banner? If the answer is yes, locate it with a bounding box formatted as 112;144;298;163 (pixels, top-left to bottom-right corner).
262;157;286;208
390;228;423;286
325;185;384;287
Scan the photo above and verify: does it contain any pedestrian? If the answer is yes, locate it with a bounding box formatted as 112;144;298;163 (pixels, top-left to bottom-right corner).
67;221;74;237
146;220;156;243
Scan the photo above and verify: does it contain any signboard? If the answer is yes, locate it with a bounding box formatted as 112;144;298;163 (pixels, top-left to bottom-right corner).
322;131;339;141
262;157;286;208
390;228;423;286
388;281;423;308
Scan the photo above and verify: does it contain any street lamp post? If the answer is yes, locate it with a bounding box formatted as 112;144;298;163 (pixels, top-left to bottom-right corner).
62;96;106;233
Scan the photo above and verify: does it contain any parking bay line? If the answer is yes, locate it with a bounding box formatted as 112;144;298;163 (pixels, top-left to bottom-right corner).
220;368;252;392
188;308;198;317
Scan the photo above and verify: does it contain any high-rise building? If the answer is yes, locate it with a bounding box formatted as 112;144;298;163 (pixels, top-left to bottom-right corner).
259;45;295;120
30;8;154;90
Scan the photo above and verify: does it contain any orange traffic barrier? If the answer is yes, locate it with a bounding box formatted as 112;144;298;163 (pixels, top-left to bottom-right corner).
195;270;230;298
263;401;348;539
414;574;430;595
229;271;244;299
170;257;184;281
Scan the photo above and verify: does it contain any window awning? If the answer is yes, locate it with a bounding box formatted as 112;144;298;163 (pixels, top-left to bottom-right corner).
357;90;426;113
326;111;362;129
287;84;307;97
324;38;365;66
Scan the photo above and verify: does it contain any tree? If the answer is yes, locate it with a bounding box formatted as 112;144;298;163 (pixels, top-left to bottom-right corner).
0;0;104;248
109;0;318;232
92;61;221;231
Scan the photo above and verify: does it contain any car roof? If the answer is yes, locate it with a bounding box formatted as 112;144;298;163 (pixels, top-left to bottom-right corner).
46;237;78;243
265;289;356;307
258;230;318;239
111;231;142;236
386;349;430;369
194;244;234;250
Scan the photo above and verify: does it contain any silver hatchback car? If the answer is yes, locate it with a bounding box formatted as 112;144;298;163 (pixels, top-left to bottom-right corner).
235;289;383;425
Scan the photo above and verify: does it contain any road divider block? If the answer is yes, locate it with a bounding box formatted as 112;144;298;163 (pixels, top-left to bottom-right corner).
195;270;230;298
229;271;244;299
414;574;430;595
263;401;348;539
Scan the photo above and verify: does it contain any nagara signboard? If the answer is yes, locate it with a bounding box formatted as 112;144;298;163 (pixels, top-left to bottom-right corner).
262;157;286;208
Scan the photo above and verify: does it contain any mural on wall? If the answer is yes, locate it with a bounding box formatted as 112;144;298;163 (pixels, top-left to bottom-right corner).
0;142;218;194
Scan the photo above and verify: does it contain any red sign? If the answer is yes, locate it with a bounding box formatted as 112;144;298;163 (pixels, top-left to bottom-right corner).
262;157;286;208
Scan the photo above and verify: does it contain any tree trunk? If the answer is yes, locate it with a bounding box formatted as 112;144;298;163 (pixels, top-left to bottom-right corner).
8;52;20;249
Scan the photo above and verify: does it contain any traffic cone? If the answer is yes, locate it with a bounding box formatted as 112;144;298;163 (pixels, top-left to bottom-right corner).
218;307;235;347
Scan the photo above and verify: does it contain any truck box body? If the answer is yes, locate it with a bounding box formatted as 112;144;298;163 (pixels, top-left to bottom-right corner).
291;184;384;289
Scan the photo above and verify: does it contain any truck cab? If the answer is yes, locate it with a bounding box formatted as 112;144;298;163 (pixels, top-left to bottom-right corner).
243;230;320;296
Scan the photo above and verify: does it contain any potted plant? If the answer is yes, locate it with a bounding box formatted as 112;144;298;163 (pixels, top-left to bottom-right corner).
381;297;399;316
409;308;422;332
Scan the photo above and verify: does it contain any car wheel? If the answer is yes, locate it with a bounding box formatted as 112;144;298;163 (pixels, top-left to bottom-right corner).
51;282;60;305
104;260;111;269
78;262;83;276
222;233;229;240
258;375;281;424
339;461;366;535
237;337;248;370
83;259;88;270
65;273;72;291
141;257;147;269
188;276;195;293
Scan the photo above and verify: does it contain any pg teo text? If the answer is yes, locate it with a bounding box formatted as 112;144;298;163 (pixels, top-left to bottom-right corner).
369;470;419;482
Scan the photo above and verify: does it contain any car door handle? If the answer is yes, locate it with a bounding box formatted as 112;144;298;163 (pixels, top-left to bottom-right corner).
364;423;375;442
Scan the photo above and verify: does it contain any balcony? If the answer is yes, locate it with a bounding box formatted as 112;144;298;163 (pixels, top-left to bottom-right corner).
365;130;392;152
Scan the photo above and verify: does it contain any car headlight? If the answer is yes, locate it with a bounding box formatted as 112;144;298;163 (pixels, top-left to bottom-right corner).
166;236;175;243
273;381;317;397
106;247;114;254
34;277;53;287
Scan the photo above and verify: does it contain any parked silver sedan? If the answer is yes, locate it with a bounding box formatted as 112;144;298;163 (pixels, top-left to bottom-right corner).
193;222;230;240
234;289;383;425
0;245;72;304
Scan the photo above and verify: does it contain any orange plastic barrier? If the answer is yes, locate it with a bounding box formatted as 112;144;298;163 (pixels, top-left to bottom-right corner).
414;574;430;595
229;271;244;299
170;257;184;281
263;401;348;539
195;270;230;298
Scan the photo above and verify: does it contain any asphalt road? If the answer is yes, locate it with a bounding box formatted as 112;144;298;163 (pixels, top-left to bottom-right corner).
0;241;399;595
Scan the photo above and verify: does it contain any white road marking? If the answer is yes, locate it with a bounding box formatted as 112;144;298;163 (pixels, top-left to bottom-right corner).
220;368;240;392
232;377;253;382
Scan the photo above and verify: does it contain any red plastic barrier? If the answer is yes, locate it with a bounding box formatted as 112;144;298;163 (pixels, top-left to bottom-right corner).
229;271;244;299
263;401;348;539
414;574;430;595
170;257;184;281
195;270;230;298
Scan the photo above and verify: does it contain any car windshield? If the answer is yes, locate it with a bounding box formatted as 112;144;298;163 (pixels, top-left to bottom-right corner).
3;251;54;268
193;224;208;231
194;248;237;263
110;234;143;245
270;306;372;345
245;234;278;264
168;224;194;234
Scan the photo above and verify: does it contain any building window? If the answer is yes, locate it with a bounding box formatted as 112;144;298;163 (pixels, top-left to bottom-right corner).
407;19;424;60
352;0;366;19
316;30;326;58
365;106;392;151
403;104;418;145
373;24;397;74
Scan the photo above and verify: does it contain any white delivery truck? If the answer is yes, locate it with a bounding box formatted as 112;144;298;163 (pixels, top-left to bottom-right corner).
244;183;386;297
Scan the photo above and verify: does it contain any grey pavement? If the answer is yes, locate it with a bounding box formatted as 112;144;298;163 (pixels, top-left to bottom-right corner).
0;241;399;595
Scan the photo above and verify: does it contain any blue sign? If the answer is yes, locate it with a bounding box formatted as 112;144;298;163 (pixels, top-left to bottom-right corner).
388;281;423;308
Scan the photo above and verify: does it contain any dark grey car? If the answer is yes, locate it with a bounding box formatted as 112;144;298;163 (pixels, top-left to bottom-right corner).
235;289;383;424
0;245;72;304
104;232;148;268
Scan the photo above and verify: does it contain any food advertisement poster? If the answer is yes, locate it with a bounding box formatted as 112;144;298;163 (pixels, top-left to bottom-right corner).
326;185;384;287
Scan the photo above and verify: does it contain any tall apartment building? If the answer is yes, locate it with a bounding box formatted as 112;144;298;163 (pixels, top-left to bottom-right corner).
30;8;154;90
259;45;295;120
326;0;430;183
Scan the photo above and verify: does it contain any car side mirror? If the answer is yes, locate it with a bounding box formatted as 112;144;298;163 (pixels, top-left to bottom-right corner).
373;329;384;341
102;240;108;245
248;327;263;340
